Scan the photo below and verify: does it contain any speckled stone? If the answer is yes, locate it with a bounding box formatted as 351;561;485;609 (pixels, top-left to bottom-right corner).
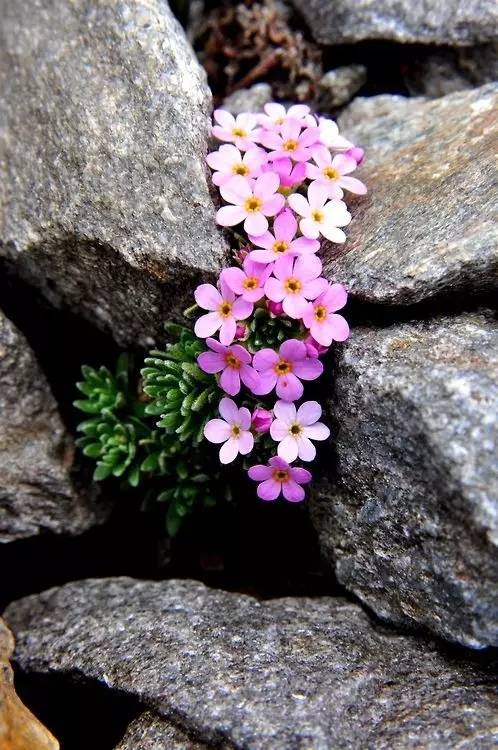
0;310;104;542
318;65;367;110
290;0;498;45
403;44;498;98
223;84;273;115
324;84;498;306
116;712;207;750
313;312;498;648
0;0;226;347
5;577;498;749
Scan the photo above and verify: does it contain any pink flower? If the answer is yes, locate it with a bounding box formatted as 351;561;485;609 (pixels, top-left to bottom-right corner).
345;146;365;165
197;338;259;396
217;173;285;236
235;323;247;339
317;117;353;151
248;209;319;264
194;276;253;346
288;182;351;243
269;400;330;463
248;456;311;502
267;300;284;316
204;398;254;464
252;339;323;401
302;284;350;347
265;158;306;192
212;110;260;151
305;337;329;358
259;119;320;162
206;144;267;186
251;407;273;434
258;102;311;131
308;147;367;196
222;257;273;303
265;253;328;319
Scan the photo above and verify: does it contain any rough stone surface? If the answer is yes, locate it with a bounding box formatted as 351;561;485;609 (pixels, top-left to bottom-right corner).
0;310;103;542
117;712;207;750
5;577;498;750
0;618;59;749
290;0;498;45
313;312;498;648
0;0;226;347
325;84;498;305
404;44;498;98
223;83;273;115
318;65;367;110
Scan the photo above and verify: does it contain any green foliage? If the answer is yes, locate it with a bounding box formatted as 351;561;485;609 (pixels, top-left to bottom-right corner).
246;307;302;353
141;325;218;446
74;332;222;536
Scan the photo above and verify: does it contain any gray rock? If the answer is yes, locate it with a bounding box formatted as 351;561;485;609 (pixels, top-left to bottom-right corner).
325;84;498;305
0;310;103;542
404;44;498;98
117;712;207;750
223;84;273;115
0;0;226;347
290;0;498;45
5;577;498;749
318;65;367;110
313;312;498;648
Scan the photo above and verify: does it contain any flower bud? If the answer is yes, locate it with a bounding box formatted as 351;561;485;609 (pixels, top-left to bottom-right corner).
251;407;272;434
345;146;364;166
266;300;284;316
305;336;329;358
235;323;247;340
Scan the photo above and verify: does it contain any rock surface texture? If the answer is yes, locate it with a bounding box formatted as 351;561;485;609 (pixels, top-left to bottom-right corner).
116;712;207;750
0;311;102;542
325;84;498;305
290;0;498;45
318;65;367;110
0;618;59;749
5;578;498;750
0;0;226;347
313;312;498;648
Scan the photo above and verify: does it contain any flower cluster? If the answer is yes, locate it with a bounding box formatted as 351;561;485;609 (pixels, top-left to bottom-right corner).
195;103;366;502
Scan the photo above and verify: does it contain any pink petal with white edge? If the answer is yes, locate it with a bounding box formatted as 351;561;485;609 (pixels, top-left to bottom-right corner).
299;218;320;239
297;436;316;462
332;154;357;174
294;253;322;281
274;400;296;423
204;419;231;443
218;397;239;423
308;180;329;208
320;224;347;243
217;205;246;227
304;422;330;441
287;193;311;218
232;297;254;320
194;312;221;339
220;175;252;204
220;437;239;464
283;294;307;319
214;109;235;129
329;314;350;341
248;230;274;249
195;284;222;311
219;317;237;346
278;435;299;463
254;171;280;199
290;237;320;255
238;431;254;455
238;406;252;430
264;277;286;303
297;400;321;425
270;420;289;442
244;212;268;236
261;194;285;216
339;176;368;195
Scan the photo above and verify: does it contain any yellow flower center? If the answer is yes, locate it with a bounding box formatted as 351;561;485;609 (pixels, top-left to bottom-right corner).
274;359;292;376
311;209;324;223
283;139;298;152
273;468;289;482
232;127;247;137
275;116;285;125
225;353;241;370
231;424;241;437
290;423;302;436
244;196;263;213
219;302;232;317
243;276;258;290
233;163;249;176
273;240;289;254
314;305;327;321
323;166;340;181
284;277;302;294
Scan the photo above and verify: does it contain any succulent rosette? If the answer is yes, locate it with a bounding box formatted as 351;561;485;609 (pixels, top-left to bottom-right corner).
195;102;366;502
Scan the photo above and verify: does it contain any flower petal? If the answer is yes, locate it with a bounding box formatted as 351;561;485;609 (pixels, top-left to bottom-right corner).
279;338;306;362
297;400;321;425
297;435;316;462
220;437;239;464
304;422;330;441
261;194;286;217
248;464;272;481
257;478;281;501
328;313;350;341
253;171;279;199
220;366;240;396
253;348;279;370
197;351;225;374
276;372;303;401
238;430;254;455
282;479;305;502
244;212;268;236
292;357;323;381
195;284;222;311
204;419;231;443
339;175;368;195
217;205;246;227
219;317;237;345
287;192;310;218
232;297;254;320
278;435;299;463
194;312;221;338
222;267;247;295
270;419;289;441
274;209;297;242
273;399;297;423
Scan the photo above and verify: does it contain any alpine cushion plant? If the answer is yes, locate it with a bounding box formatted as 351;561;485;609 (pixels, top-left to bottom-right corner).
198;102;366;503
74;102;365;526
